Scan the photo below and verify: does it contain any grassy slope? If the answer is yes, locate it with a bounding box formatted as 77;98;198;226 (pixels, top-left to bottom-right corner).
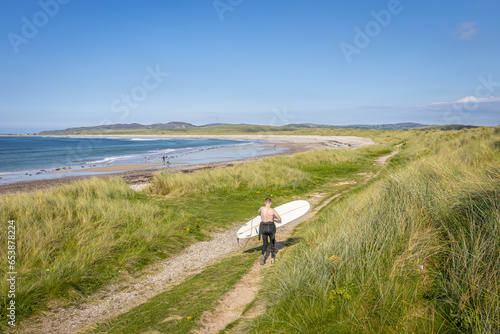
0;129;401;329
0;179;199;321
248;127;500;333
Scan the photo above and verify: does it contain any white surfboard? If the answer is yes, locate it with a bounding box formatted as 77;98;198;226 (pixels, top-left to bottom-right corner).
237;200;310;239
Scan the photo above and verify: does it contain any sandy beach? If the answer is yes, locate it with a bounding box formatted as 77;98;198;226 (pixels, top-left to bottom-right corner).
67;134;374;149
0;135;374;194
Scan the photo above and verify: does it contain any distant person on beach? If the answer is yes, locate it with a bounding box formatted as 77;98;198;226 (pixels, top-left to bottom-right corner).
258;198;282;265
162;156;166;165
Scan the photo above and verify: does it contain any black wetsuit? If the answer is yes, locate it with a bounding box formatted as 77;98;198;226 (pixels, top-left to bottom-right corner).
259;221;276;258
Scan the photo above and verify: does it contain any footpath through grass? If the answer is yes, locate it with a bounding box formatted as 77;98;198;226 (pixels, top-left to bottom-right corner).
0;130;399;329
87;252;259;334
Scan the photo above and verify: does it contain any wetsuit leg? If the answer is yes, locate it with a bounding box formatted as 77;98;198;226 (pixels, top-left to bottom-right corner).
270;223;277;258
270;234;276;258
262;233;269;255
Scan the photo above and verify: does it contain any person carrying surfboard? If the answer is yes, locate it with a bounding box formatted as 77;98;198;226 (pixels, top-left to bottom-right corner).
258;198;282;265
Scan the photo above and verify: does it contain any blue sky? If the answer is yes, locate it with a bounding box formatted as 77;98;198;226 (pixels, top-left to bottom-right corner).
1;0;499;133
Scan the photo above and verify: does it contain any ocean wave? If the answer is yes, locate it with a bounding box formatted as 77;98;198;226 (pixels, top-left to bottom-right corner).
130;138;173;141
88;154;139;164
147;149;176;154
87;149;178;164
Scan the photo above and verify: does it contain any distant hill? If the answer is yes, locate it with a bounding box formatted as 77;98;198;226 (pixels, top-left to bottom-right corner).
284;122;431;130
201;123;232;127
284;123;337;129
38;121;479;135
415;124;479;131
39;122;195;134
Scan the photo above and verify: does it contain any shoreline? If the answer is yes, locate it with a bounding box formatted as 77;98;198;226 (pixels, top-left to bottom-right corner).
0;135;374;195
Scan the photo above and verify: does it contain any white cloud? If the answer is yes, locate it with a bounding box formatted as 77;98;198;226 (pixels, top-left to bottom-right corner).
427;96;500;108
412;96;500;125
457;22;478;40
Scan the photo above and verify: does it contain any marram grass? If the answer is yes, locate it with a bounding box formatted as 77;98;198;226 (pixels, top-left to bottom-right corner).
149;147;378;196
0;178;195;323
251;127;500;333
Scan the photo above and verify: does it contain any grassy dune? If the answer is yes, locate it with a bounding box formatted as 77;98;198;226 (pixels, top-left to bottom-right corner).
0;131;396;328
0;178;198;320
150;148;374;196
250;127;500;333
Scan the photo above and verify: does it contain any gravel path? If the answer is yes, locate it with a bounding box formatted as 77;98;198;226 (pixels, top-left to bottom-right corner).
19;226;244;334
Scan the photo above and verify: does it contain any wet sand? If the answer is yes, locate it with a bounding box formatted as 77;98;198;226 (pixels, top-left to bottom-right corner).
52;163;177;173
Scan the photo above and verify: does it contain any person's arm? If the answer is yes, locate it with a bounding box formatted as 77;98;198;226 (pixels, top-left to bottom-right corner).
272;209;282;221
258;207;262;214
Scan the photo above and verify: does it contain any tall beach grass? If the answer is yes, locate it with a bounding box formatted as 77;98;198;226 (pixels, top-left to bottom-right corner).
252;127;500;333
149;146;391;197
0;178;195;322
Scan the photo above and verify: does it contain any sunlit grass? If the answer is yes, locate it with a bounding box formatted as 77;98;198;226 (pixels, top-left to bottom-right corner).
0;178;196;323
249;127;500;333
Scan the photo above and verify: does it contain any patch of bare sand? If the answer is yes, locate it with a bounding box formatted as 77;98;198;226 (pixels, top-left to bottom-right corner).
53;163;163;173
334;181;357;186
193;261;263;334
374;144;402;165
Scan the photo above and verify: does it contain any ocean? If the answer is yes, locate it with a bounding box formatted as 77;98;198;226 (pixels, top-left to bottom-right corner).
0;136;285;184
